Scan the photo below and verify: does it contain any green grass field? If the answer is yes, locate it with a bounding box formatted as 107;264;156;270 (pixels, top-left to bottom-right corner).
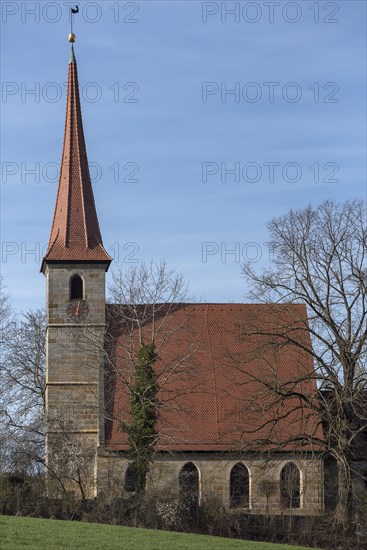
0;515;317;550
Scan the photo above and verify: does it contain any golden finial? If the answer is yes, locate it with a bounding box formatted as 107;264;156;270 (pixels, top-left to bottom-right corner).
68;33;76;43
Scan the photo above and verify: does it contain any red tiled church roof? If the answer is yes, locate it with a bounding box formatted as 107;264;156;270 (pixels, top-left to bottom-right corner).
105;303;324;453
42;46;111;270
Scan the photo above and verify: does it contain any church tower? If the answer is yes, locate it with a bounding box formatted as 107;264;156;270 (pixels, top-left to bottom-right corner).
42;37;111;498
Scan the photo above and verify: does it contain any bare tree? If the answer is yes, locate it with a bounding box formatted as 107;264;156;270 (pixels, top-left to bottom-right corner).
109;260;190;338
0;277;12;334
1;306;100;500
0;279;14;473
105;260;195;493
0;308;46;475
46;414;97;500
242;199;367;523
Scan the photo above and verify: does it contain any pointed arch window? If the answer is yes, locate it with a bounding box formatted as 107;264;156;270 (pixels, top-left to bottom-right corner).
230;462;250;508
70;274;84;300
179;462;200;507
280;462;301;508
124;463;138;493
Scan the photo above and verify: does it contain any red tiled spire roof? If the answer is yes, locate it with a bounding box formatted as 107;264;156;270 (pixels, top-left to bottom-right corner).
42;45;111;271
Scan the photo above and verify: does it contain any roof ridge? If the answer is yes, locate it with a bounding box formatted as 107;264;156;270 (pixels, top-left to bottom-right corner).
106;302;305;307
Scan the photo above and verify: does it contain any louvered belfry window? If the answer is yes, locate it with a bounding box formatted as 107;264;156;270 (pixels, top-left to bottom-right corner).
70;274;83;300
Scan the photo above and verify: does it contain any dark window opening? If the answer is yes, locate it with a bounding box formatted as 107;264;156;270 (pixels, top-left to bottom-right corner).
230;462;249;508
124;463;138;493
179;462;199;507
70;275;83;300
280;462;301;509
323;458;338;511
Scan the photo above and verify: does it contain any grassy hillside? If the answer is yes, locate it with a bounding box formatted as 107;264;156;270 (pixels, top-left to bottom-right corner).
1;515;318;550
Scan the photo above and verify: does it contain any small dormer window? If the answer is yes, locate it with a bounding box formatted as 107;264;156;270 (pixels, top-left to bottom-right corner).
70;274;83;300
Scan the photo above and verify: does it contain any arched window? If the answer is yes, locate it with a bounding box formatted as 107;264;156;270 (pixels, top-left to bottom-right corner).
230;462;250;508
280;462;301;508
124;463;138;493
70;274;83;300
179;462;199;507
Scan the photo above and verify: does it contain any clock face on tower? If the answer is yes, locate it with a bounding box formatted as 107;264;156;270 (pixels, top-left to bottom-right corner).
66;300;89;322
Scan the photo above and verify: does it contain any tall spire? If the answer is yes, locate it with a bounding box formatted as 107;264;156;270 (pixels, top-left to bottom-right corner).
42;41;111;271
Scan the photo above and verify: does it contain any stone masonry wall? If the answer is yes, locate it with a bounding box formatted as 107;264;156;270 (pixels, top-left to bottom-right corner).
97;452;324;515
45;264;106;498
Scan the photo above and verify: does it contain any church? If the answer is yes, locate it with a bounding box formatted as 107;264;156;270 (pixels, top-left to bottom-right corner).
41;36;325;515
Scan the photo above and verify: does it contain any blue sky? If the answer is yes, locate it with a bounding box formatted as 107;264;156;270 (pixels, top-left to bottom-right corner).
1;0;366;312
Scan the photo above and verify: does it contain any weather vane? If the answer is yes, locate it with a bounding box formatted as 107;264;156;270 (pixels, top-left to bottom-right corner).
68;5;79;43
